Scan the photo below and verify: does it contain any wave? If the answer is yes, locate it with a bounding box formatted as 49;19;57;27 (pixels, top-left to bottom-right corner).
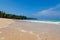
19;20;60;25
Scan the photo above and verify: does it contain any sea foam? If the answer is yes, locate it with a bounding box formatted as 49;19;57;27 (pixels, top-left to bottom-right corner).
19;20;60;25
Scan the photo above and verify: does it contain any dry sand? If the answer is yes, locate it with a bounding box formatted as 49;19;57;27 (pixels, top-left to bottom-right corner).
0;18;60;40
0;18;14;28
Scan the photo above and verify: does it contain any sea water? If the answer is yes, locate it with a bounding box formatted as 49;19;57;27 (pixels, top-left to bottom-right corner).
19;19;60;25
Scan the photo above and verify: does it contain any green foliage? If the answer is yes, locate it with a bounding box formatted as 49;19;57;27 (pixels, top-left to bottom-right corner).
0;11;27;19
27;18;37;20
0;11;37;20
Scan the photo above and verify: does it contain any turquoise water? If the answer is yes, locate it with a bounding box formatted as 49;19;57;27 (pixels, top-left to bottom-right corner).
37;19;60;22
26;19;60;22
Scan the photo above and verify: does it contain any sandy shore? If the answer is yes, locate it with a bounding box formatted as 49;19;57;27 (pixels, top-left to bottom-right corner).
0;18;60;40
0;18;14;28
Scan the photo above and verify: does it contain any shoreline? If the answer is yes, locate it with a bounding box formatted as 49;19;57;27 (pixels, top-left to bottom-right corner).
16;20;60;25
13;19;60;40
0;18;60;40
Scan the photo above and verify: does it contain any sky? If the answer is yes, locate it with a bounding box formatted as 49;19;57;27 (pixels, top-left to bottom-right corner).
0;0;60;20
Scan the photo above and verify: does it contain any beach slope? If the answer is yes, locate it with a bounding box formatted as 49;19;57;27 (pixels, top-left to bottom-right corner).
0;18;60;40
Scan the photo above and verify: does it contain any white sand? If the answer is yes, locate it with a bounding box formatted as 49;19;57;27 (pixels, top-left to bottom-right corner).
0;18;41;40
0;18;14;28
13;20;60;40
0;18;60;40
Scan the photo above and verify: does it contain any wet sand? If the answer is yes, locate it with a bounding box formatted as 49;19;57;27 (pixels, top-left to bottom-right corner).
0;18;60;40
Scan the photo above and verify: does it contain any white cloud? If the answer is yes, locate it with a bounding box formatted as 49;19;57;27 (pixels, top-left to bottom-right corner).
35;4;60;17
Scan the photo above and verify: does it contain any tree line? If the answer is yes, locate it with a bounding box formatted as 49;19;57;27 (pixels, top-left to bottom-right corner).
0;11;37;20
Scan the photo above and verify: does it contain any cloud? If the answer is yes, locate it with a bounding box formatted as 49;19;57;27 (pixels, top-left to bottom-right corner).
35;4;60;18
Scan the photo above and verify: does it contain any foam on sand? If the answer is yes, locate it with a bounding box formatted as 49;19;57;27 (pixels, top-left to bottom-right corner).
0;18;41;40
14;20;60;40
20;20;60;25
0;26;41;40
0;18;60;40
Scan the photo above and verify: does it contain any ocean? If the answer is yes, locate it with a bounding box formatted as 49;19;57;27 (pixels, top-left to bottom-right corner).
17;19;60;25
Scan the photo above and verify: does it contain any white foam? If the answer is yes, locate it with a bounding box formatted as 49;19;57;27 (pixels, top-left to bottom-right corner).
20;30;27;32
20;20;60;25
29;31;34;34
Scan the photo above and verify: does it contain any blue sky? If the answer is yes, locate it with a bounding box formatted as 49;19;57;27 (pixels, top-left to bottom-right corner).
0;0;60;20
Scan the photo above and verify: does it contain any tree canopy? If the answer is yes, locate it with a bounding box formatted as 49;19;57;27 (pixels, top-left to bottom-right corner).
0;11;37;20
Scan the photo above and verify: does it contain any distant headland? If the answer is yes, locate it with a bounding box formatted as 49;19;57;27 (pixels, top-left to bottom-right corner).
0;11;37;20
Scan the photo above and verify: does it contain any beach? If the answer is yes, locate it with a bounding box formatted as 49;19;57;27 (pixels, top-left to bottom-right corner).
0;18;60;40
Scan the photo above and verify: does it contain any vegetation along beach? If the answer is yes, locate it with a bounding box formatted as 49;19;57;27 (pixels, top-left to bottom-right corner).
0;0;60;40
